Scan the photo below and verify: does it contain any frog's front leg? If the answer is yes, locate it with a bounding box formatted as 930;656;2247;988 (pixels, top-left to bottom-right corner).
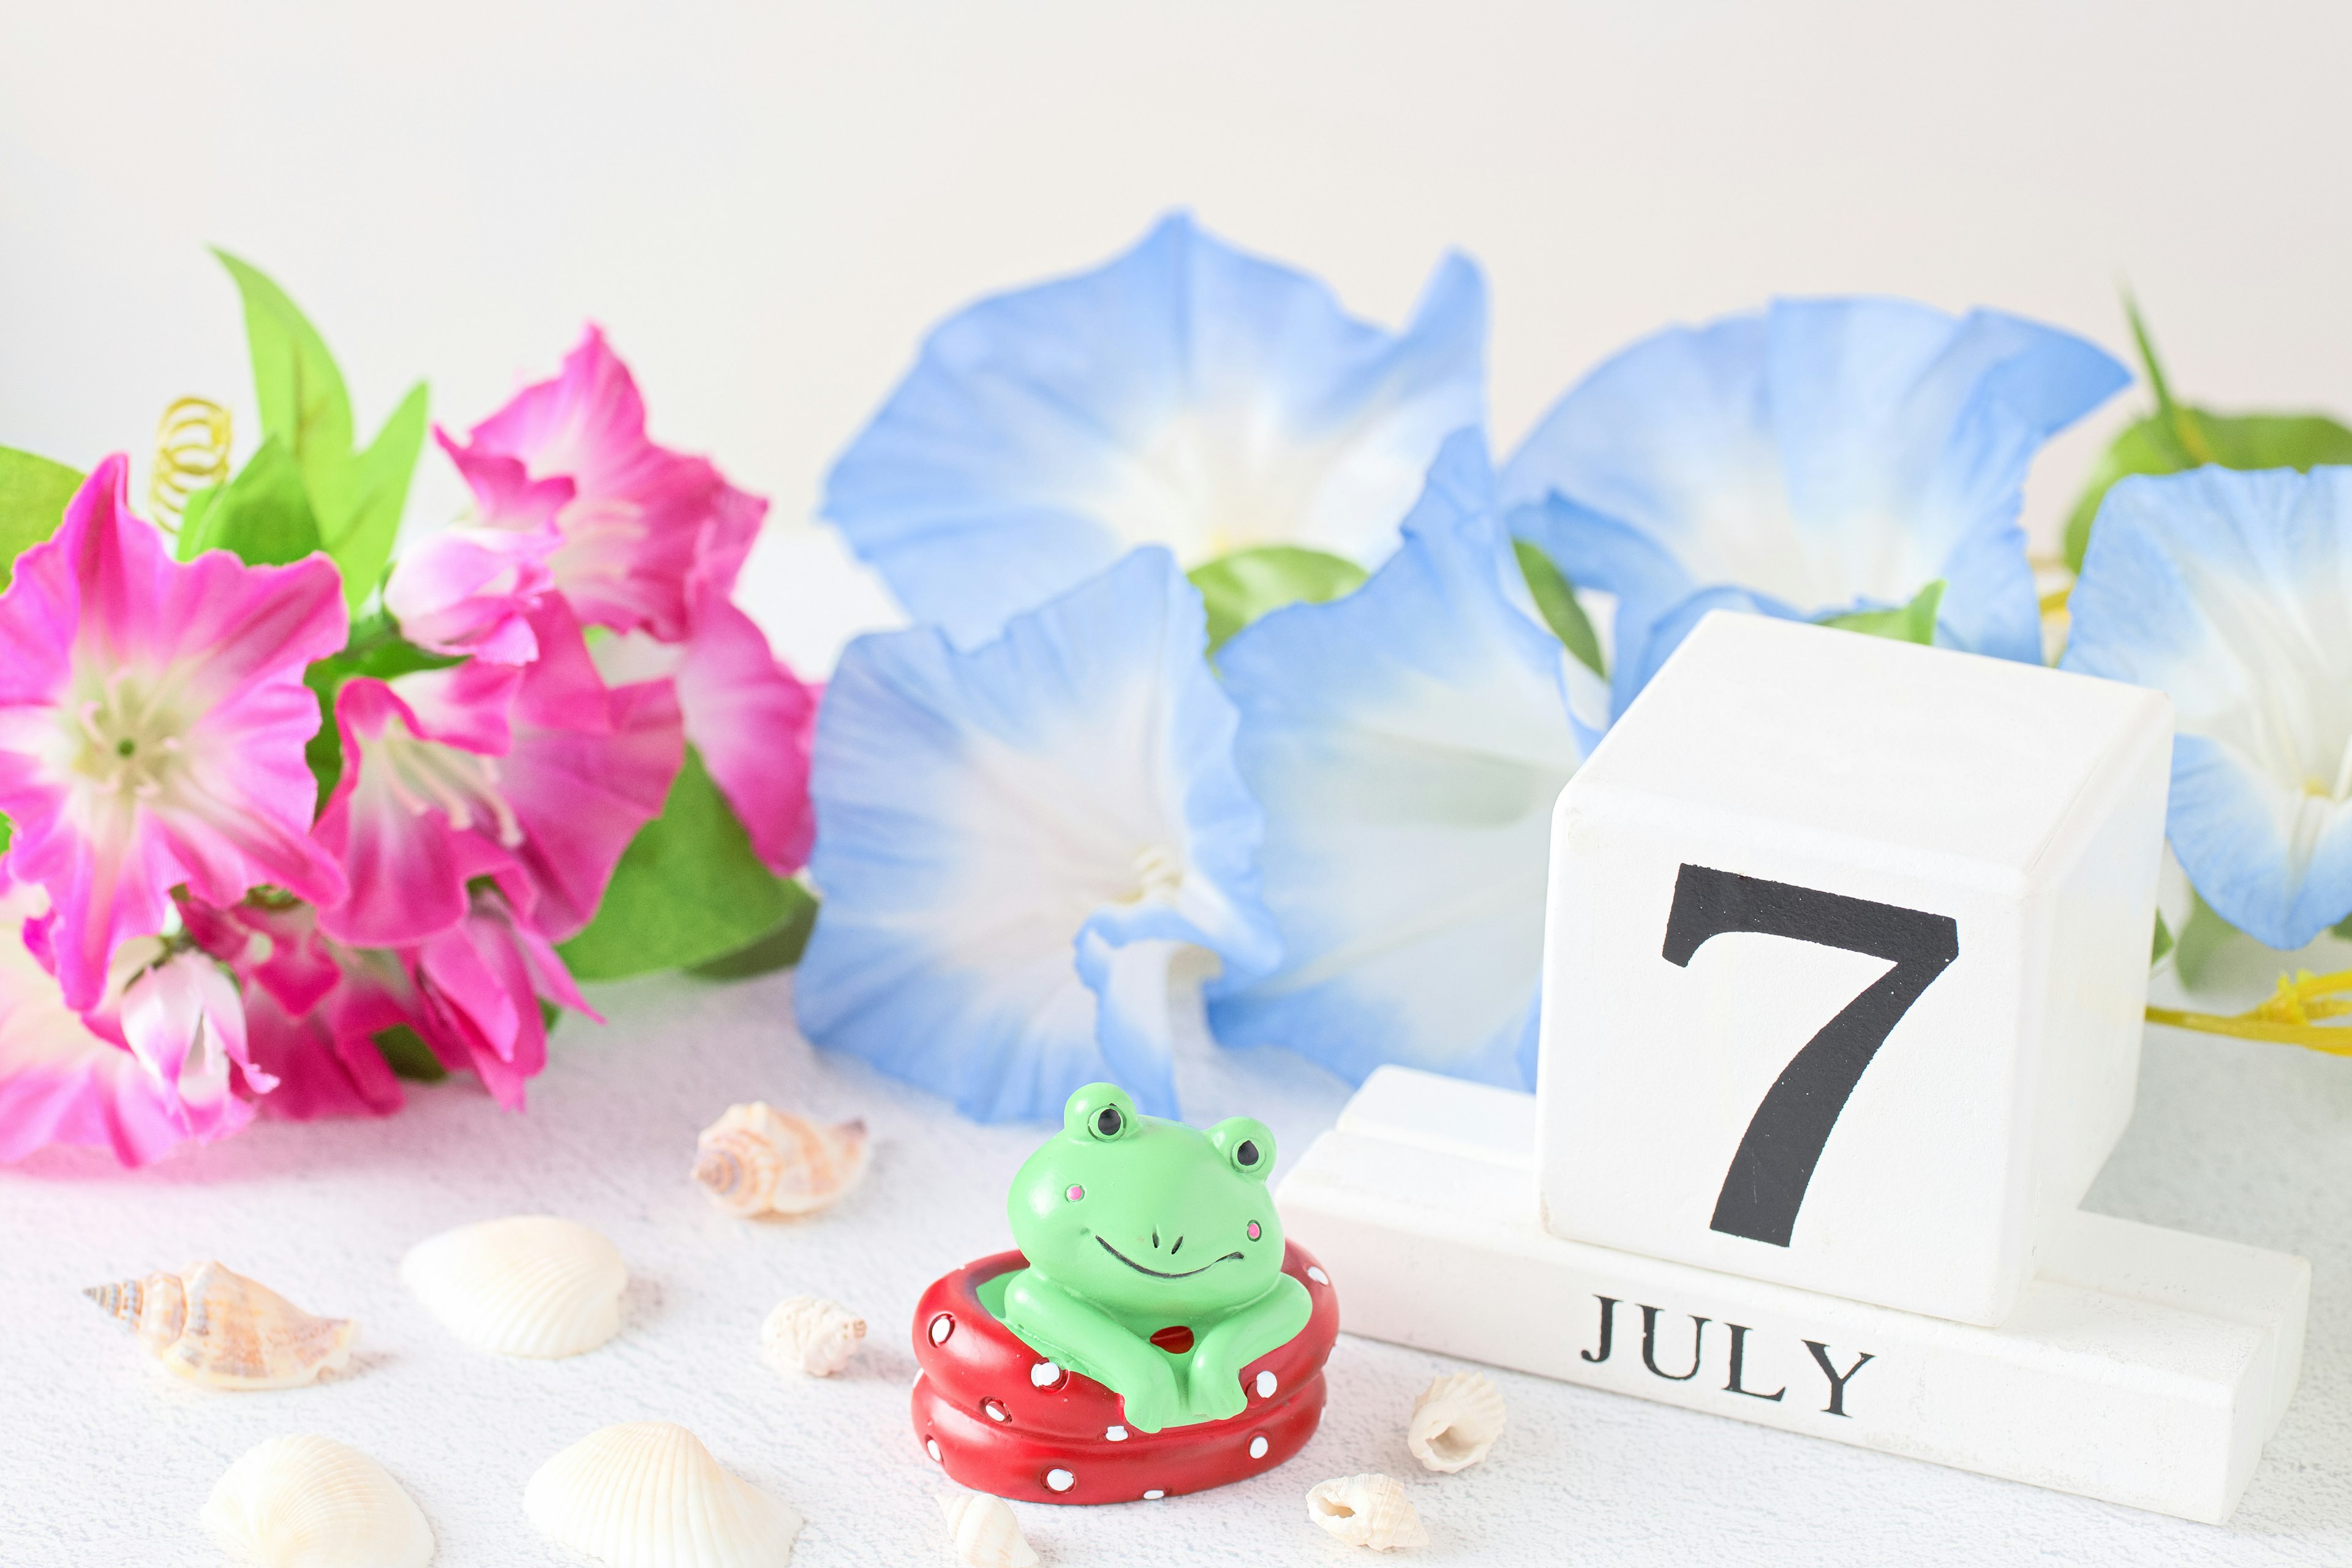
1184;1273;1313;1422
1000;1270;1185;1434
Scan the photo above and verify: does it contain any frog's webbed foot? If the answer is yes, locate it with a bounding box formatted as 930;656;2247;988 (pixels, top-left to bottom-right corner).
1119;1382;1185;1435
1186;1363;1251;1424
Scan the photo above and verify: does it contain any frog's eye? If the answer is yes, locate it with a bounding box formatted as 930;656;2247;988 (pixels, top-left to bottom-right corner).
1064;1083;1140;1143
1207;1117;1276;1181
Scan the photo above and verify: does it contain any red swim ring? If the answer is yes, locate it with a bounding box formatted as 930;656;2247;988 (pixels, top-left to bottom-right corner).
910;1240;1340;1503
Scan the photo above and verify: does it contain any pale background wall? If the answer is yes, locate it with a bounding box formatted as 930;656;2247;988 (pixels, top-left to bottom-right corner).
4;0;2348;675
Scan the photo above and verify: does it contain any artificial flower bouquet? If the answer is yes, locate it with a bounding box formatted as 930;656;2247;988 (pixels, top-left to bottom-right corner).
0;256;816;1165
5;214;2348;1169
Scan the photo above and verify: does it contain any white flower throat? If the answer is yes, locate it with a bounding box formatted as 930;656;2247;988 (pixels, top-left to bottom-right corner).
375;728;525;847
1117;844;1186;907
70;671;188;801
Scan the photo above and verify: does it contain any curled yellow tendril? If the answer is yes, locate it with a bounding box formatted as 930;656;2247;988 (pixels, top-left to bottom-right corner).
2146;968;2352;1058
149;396;232;531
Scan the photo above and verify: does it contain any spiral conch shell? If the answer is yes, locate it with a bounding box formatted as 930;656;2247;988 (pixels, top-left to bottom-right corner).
1406;1371;1506;1472
939;1491;1038;1568
692;1102;869;1218
401;1215;627;1359
84;1261;355;1390
525;1421;801;1568
203;1433;434;1568
1307;1473;1428;1552
760;1294;866;1378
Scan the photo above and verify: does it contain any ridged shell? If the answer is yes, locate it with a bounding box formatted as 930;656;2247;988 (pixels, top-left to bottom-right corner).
938;1491;1038;1568
85;1261;355;1391
1406;1371;1506;1472
1306;1473;1427;1552
759;1295;866;1378
692;1104;869;1218
524;1422;801;1568
399;1216;626;1359
202;1434;433;1568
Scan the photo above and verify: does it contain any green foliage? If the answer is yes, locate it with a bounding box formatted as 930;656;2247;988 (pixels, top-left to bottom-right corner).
2063;298;2352;572
372;1024;450;1082
214;250;428;605
1821;579;1945;646
558;747;799;980
300;609;466;809
688;880;820;979
177;437;323;565
2170;892;2247;990
1513;540;1607;677
0;447;83;593
1188;546;1370;654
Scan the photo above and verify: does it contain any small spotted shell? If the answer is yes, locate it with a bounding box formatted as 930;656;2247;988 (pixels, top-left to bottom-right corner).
760;1294;867;1378
202;1433;433;1568
1307;1472;1428;1552
692;1102;870;1218
85;1261;355;1391
939;1491;1039;1568
1406;1371;1506;1472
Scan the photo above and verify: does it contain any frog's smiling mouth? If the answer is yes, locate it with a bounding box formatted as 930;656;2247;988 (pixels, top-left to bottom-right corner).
1095;1236;1246;1280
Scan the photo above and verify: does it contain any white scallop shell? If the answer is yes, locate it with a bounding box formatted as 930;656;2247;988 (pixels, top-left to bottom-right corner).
86;1261;356;1391
759;1295;866;1378
399;1216;626;1359
692;1103;869;1218
1406;1371;1506;1473
524;1422;801;1568
938;1491;1038;1568
1306;1473;1427;1552
202;1434;433;1568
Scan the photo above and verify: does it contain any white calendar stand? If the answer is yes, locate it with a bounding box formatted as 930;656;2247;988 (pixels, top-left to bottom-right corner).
1277;614;2310;1524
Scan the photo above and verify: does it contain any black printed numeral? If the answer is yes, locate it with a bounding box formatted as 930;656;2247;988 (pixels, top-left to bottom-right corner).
1662;864;1959;1248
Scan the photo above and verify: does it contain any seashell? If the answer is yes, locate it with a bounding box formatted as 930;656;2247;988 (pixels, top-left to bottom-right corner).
202;1433;433;1568
692;1102;869;1218
400;1216;626;1359
760;1295;866;1378
85;1261;355;1390
525;1421;801;1568
1306;1473;1428;1553
1406;1371;1506;1473
938;1491;1038;1568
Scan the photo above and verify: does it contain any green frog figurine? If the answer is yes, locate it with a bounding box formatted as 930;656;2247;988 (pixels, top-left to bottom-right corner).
998;1083;1313;1435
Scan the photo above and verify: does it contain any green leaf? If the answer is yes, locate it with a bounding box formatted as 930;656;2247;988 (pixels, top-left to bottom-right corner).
328;381;428;610
2171;891;2245;991
0;447;83;593
2150;909;2173;966
214;249;353;510
176;436;324;567
557;746;797;980
1822;579;1945;645
2061;300;2352;571
372;1025;449;1082
1513;540;1607;677
0;812;11;859
688;880;820;979
213;251;427;607
1188;546;1370;654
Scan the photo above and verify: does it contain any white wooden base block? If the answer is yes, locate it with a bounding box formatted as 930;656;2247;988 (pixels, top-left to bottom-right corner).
1279;1067;2309;1525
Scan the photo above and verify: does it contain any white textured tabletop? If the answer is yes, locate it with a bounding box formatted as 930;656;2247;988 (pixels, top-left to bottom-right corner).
2;962;2347;1568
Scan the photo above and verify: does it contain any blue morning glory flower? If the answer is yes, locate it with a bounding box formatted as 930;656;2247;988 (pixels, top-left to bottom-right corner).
823;213;1486;647
1501;298;2127;715
2062;466;2352;951
1209;431;1599;1090
794;546;1281;1121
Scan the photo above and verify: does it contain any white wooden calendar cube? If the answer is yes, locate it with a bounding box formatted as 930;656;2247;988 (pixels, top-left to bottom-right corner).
1537;612;2171;1326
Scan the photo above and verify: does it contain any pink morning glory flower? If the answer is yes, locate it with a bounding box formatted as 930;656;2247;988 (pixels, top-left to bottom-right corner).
401;887;590;1110
389;326;767;654
591;571;820;875
314;596;683;948
0;456;348;1012
0;862;266;1166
